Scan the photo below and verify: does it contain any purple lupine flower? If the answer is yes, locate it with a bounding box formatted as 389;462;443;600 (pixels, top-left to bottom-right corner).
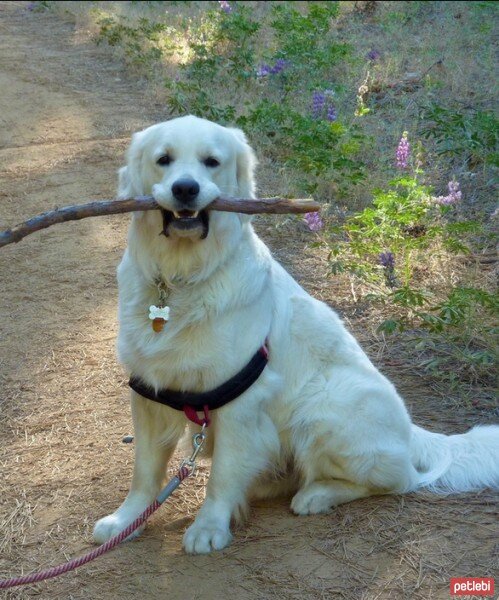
312;90;337;121
434;180;462;205
367;49;381;61
326;104;337;122
304;212;324;232
379;251;397;288
396;132;410;169
447;180;462;201
26;1;37;10
312;91;326;118
379;251;395;268
256;64;272;77
219;0;232;13
270;58;289;74
257;59;289;78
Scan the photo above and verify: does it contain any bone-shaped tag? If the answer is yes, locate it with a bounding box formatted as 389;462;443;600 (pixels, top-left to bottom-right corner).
149;305;170;332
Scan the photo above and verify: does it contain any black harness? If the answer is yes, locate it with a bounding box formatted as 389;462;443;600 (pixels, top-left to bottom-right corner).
128;343;269;417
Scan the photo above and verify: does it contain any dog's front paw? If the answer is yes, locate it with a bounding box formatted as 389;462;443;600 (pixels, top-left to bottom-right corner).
183;521;232;554
93;512;145;544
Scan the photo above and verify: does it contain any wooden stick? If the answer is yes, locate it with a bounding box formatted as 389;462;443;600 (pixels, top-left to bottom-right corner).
0;195;320;248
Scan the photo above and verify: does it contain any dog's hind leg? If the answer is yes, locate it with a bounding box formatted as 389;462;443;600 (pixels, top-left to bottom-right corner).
291;480;371;515
93;392;185;543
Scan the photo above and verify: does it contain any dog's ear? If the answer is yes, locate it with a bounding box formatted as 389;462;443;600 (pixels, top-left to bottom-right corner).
117;130;146;199
228;127;257;198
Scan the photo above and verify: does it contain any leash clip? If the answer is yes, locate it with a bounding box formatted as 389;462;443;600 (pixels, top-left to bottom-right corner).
180;423;207;476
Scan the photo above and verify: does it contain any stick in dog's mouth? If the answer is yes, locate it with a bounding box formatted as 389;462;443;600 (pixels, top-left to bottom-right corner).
160;208;210;239
0;196;320;249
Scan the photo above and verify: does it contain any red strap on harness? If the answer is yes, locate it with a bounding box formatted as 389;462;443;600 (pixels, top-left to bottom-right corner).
181;338;269;428
183;404;211;427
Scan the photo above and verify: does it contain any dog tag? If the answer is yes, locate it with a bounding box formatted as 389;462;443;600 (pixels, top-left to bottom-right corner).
149;305;170;332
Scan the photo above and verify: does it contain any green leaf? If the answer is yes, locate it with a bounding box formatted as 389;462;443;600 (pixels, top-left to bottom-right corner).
377;319;400;334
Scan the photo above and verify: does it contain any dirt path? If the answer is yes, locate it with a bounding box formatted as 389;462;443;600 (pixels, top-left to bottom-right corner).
0;3;497;599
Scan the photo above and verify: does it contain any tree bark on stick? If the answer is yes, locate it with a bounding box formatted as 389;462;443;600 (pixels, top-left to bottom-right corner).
0;195;320;248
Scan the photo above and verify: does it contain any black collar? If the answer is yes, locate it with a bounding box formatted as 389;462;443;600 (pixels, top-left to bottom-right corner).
129;342;269;413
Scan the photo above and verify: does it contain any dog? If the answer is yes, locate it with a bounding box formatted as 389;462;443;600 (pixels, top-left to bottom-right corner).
93;115;499;554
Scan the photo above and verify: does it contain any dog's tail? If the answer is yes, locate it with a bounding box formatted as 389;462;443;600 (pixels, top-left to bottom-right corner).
410;423;499;492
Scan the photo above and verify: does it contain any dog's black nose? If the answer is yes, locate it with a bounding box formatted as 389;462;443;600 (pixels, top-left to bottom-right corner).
171;179;200;204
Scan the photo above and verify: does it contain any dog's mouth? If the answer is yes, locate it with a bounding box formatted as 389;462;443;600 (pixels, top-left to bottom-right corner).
161;209;209;239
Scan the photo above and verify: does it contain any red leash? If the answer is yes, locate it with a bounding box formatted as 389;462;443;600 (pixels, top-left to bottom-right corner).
0;423;208;590
0;466;190;589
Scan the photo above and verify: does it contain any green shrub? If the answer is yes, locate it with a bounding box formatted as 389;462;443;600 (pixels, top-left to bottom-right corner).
323;132;497;386
420;103;499;167
96;14;178;74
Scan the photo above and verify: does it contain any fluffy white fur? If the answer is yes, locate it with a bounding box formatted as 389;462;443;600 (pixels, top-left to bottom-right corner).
93;115;499;554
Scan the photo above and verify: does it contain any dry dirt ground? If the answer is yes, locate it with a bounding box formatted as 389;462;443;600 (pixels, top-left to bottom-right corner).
0;3;497;599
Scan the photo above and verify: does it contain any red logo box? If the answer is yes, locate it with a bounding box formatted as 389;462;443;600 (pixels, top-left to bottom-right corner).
450;578;494;596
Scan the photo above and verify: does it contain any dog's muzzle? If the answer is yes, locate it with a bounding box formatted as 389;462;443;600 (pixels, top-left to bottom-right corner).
161;208;209;239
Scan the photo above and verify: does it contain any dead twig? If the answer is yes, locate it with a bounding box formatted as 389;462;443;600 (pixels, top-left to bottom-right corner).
0;195;320;248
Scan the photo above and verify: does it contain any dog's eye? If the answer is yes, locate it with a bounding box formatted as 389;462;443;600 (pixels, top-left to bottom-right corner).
203;157;220;168
157;154;173;166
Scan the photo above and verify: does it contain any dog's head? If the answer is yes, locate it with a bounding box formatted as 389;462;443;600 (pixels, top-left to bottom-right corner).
119;115;257;241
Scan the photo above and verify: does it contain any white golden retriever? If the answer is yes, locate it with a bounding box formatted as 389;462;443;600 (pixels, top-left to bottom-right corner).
93;115;499;554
